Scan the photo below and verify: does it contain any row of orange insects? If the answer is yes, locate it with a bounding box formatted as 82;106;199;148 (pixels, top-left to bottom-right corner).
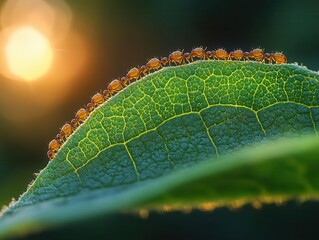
47;47;287;159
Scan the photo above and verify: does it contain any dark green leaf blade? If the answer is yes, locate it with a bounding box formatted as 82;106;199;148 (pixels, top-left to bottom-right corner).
1;135;319;239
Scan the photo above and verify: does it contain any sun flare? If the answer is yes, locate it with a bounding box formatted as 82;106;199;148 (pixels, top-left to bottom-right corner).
5;26;53;81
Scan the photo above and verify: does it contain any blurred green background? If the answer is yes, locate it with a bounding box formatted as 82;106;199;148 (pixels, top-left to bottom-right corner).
1;0;319;239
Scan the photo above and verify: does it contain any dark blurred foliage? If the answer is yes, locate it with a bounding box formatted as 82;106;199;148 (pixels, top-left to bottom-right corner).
1;0;319;238
23;201;319;240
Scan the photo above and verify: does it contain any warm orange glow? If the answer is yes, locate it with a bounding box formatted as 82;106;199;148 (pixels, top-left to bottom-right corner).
4;26;53;81
0;0;87;127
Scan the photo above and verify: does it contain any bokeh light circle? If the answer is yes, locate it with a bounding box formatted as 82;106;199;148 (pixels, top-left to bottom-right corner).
4;26;53;81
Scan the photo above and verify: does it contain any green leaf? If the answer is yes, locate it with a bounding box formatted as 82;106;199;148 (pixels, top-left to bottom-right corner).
1;60;319;238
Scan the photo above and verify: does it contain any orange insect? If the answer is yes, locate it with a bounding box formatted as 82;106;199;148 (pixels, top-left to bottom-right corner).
48;139;60;152
249;48;264;61
264;53;271;63
169;50;183;64
120;76;129;86
126;67;140;81
76;108;89;122
215;48;228;60
205;50;214;59
61;123;72;138
161;57;169;66
146;58;161;72
271;52;287;64
47;150;55;160
108;79;123;94
244;52;250;60
71;119;78;129
139;65;147;76
91;93;104;106
86;102;94;112
182;52;190;63
229;49;244;60
56;132;63;141
190;47;206;60
103;89;110;100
